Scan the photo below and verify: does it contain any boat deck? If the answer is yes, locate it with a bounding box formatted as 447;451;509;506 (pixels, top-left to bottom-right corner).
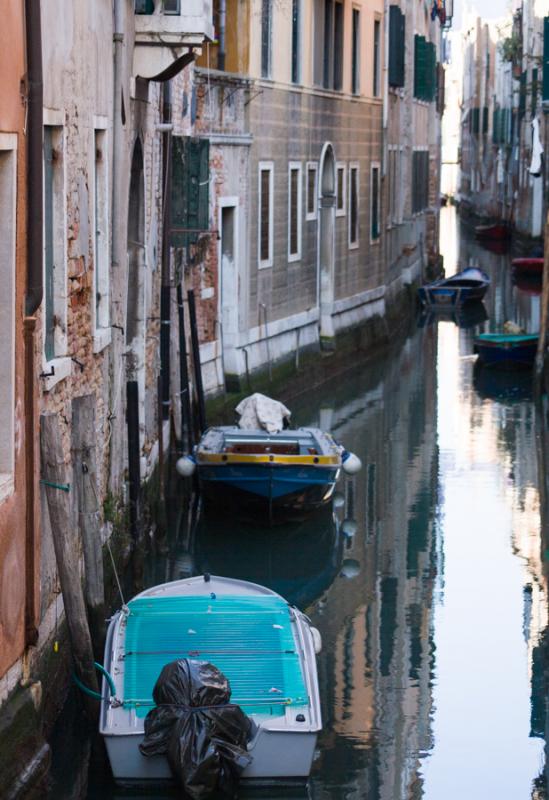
123;595;309;718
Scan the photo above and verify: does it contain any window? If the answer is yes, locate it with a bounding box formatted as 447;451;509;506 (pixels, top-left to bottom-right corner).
171;136;210;248
93;129;110;350
306;162;318;220
0;138;16;493
320;0;344;90
288;163;302;261
348;163;359;248
388;146;403;225
292;0;300;83
412;149;429;213
336;163;346;216
388;5;405;88
543;17;549;108
261;0;272;78
351;8;360;95
44;125;67;363
373;19;381;97
258;162;274;268
370;163;380;241
135;0;181;12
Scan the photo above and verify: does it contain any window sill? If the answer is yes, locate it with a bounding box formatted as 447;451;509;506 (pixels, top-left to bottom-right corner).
305;213;317;222
0;474;14;505
258;260;273;271
336;209;346;218
288;253;301;264
348;241;359;251
41;356;72;392
93;327;112;354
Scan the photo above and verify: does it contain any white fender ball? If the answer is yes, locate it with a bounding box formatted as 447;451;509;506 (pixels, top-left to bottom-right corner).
342;451;362;475
310;626;322;655
176;456;196;477
340;558;360;579
341;519;357;538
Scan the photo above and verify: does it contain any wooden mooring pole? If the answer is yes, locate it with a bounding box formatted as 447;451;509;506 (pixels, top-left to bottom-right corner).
72;395;105;659
40;412;99;720
534;211;549;388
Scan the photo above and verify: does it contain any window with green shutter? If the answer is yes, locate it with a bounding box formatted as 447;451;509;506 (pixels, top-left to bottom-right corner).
532;68;538;116
389;6;405;88
170;136;210;248
518;71;526;120
482;106;488;134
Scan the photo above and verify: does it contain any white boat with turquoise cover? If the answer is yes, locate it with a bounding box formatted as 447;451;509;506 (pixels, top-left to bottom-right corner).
100;574;322;786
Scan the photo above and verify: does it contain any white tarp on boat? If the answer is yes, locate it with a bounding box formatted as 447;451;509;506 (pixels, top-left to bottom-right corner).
235;394;291;433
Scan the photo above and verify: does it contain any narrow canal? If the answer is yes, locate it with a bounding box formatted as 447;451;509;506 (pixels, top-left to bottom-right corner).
54;206;549;798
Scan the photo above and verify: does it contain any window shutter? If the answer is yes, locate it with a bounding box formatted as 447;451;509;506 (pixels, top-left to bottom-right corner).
471;107;479;134
171;136;210;248
482;106;488;134
543;17;549;107
426;42;436;101
389;6;405;88
532;67;538;116
492;108;499;144
518;71;526;120
414;35;426;99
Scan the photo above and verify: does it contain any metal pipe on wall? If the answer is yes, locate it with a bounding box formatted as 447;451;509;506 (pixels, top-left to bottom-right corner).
23;0;44;647
160;81;172;421
218;0;226;71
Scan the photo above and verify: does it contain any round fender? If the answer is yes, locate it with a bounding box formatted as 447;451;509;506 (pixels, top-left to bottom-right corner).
176;456;196;477
342;452;362;475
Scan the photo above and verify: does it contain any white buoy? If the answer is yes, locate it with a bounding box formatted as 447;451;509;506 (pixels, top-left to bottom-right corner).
310;626;322;655
341;519;357;538
332;491;345;509
340;558;360;579
342;451;362;475
176;456;196;477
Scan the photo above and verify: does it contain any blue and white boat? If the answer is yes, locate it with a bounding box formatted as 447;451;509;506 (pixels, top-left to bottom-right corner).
418;266;490;307
474;333;539;368
100;575;322;786
190;426;359;524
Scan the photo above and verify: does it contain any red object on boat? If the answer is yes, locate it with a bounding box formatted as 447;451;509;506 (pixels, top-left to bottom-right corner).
474;223;511;240
511;257;544;275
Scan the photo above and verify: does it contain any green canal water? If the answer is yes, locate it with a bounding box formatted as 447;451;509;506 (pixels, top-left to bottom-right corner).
54;207;549;798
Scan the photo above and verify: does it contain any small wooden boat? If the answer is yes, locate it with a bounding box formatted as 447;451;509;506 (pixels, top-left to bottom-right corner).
474;222;511;241
100;575;322;786
418;267;490;308
181;425;360;524
511;257;544;276
474;333;538;368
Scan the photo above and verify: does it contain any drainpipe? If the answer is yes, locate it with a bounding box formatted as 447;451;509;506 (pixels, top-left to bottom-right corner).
23;0;43;647
160;81;172;422
218;0;226;71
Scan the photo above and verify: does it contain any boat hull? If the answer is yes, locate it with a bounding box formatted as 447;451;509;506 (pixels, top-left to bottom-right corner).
417;284;488;306
103;727;317;785
474;335;538;368
198;463;339;522
474;223;511;240
511;257;544;276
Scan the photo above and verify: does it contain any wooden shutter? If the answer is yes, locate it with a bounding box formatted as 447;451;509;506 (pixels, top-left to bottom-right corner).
389;6;405;88
171;136;210;248
482;106;488;134
414;35;426;99
518;71;526;120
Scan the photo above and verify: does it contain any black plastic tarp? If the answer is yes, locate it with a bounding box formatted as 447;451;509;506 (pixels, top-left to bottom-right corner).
139;659;252;799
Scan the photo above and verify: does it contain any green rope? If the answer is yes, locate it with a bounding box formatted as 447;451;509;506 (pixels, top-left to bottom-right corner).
73;662;116;701
40;479;70;492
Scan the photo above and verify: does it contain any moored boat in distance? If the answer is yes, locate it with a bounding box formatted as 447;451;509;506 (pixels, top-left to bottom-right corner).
418;267;490;308
473;333;539;369
474;222;511;241
511;257;544;276
99;575;322;787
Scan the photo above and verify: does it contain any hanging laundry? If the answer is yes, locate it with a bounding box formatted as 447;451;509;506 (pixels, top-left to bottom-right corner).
529;118;543;177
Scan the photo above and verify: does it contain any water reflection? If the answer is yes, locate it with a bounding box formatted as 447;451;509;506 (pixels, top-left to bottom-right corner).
64;206;549;798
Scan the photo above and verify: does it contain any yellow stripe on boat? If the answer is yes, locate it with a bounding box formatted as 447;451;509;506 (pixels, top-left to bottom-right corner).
196;453;341;466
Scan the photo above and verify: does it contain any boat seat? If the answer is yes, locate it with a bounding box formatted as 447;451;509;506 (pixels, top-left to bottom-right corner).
224;443;301;455
122;595;309;718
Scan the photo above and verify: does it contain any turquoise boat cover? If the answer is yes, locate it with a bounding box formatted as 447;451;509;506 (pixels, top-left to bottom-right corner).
123;595;309;718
